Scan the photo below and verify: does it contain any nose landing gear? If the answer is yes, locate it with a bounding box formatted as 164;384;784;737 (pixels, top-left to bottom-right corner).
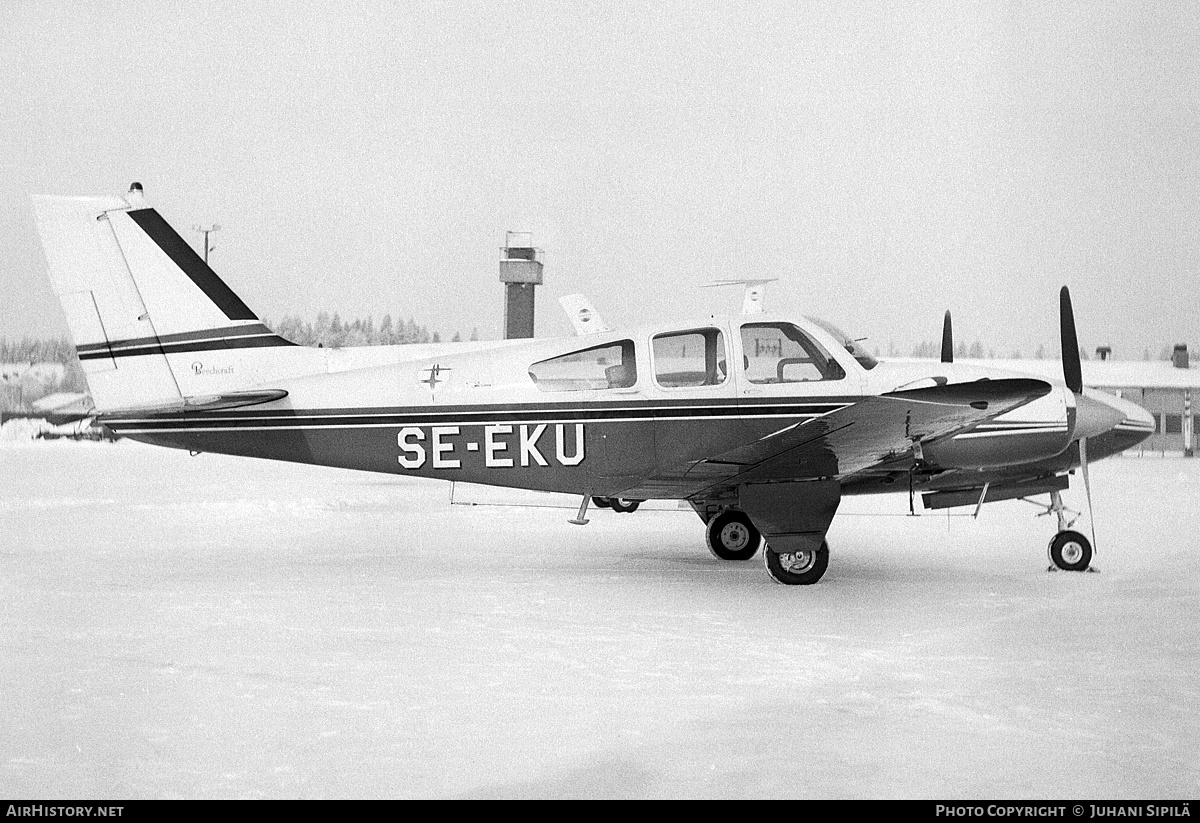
1048;530;1093;572
1029;489;1097;573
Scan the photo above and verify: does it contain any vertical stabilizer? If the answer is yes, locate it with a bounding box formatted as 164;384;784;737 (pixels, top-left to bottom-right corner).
33;194;183;411
32;189;293;412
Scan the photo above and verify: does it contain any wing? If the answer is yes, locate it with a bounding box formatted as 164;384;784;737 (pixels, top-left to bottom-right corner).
626;378;1053;498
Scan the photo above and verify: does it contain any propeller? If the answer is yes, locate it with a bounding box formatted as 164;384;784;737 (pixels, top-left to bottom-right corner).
1059;286;1097;552
1059;287;1082;394
940;311;954;364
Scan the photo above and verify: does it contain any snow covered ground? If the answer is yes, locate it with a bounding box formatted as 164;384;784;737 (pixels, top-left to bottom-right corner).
1;440;1198;799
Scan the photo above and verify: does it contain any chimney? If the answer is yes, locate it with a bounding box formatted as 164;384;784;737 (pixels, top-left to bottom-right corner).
1173;344;1189;369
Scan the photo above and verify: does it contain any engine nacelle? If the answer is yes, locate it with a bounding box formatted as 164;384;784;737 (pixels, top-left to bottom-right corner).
922;387;1073;469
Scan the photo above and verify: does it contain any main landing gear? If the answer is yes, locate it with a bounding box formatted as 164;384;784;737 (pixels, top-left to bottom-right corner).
1038;490;1094;573
704;509;829;585
764;541;830;586
592;496;641;513
705;510;761;561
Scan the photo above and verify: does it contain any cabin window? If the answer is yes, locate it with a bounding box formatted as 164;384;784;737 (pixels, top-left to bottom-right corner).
528;340;637;392
652;328;728;388
740;323;846;383
806;316;878;370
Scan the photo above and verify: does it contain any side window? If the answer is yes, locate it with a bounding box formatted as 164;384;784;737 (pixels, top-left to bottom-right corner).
529;340;636;392
740;323;846;383
652;328;727;388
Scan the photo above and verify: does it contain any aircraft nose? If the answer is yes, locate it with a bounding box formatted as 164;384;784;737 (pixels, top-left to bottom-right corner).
1075;389;1156;441
1074;391;1127;440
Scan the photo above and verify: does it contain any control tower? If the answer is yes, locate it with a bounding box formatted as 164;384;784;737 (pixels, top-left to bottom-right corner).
500;231;542;339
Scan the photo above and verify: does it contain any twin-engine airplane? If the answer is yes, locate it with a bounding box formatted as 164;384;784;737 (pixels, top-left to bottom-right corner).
32;185;1155;585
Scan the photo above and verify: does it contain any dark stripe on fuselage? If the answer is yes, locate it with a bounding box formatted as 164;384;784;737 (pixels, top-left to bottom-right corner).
100;400;854;431
126;208;258;321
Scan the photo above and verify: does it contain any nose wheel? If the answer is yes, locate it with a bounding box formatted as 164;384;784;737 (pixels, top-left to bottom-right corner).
1048;530;1093;572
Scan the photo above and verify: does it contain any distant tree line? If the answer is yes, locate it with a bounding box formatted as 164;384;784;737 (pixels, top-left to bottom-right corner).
265;313;479;348
0;337;88;413
1;313;477;414
885;341;1195;362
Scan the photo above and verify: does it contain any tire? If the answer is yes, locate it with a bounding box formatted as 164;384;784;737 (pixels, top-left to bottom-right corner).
591;496;612;509
764;541;829;585
609;498;641;513
1048;530;1092;572
705;510;761;561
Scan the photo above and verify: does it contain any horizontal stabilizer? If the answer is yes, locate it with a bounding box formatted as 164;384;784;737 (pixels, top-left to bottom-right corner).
97;389;288;420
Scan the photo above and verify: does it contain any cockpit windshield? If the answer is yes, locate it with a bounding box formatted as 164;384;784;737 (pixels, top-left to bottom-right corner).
806;316;879;370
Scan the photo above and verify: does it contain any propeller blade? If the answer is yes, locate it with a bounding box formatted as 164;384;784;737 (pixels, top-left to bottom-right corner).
940;311;954;364
1079;437;1098;555
1059;286;1083;394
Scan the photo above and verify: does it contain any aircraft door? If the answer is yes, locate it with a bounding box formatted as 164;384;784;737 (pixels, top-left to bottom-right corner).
647;325;738;474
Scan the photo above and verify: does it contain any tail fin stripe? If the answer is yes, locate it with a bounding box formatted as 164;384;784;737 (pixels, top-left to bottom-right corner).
77;333;295;361
126;208;257;321
75;323;283;354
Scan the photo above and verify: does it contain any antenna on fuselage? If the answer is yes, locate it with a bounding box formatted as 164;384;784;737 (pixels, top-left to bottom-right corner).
703;278;778;315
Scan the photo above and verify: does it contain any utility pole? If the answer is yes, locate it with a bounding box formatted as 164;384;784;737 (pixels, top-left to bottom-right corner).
192;224;221;264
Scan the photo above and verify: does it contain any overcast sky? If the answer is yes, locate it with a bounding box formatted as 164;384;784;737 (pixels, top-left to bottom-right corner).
2;1;1197;357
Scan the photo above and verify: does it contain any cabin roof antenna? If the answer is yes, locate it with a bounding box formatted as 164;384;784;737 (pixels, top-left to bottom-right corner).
702;278;778;315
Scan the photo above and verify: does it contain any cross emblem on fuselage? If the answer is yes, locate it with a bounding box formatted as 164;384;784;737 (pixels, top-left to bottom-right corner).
420;363;451;391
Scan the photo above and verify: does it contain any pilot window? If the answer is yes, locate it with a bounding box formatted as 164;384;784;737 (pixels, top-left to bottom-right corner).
652;328;727;388
740;323;846;383
528;340;637;392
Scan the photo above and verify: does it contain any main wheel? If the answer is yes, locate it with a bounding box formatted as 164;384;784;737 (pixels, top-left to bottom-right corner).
591;496;612;509
764;541;829;585
705;510;761;561
609;498;641;513
1048;530;1092;572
